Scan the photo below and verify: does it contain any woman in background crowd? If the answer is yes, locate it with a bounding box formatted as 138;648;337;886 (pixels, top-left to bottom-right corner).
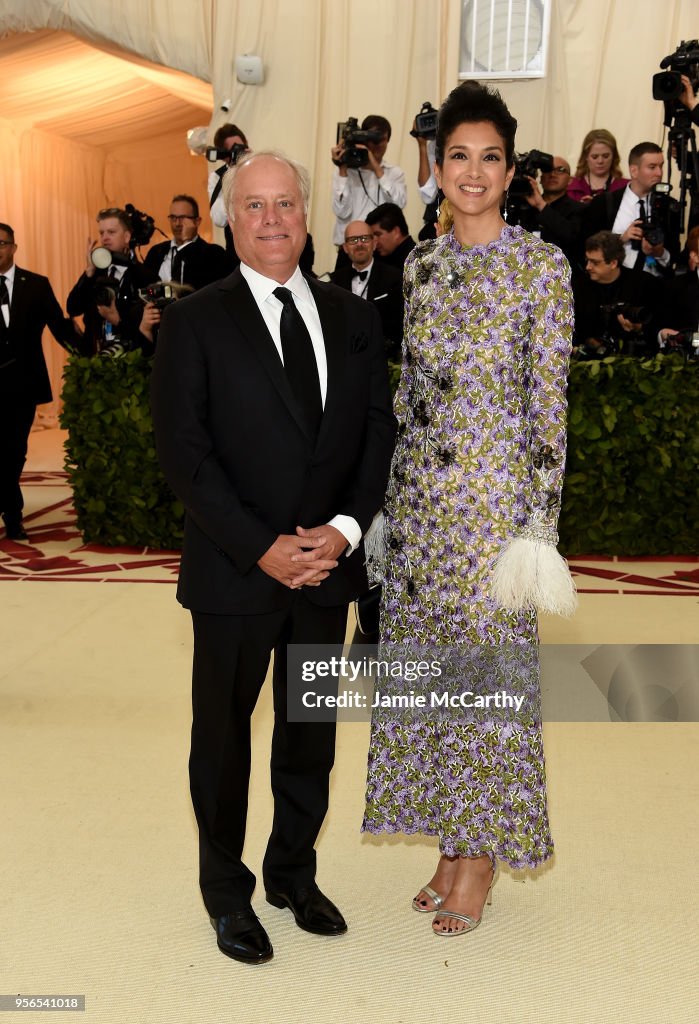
567;128;628;203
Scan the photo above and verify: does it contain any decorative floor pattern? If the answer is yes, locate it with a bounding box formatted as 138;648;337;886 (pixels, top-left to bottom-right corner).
0;472;181;584
2;471;697;592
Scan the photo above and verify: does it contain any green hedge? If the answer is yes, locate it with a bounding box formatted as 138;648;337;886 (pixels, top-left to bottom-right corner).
560;355;699;555
59;352;699;555
60;352;184;548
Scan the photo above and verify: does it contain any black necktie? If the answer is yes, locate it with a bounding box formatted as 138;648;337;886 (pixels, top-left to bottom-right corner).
0;275;9;332
273;286;323;437
353;269;368;281
634;198;647;271
171;247;183;283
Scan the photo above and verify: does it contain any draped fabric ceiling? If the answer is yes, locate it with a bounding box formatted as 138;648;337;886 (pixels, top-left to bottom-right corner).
0;0;697;417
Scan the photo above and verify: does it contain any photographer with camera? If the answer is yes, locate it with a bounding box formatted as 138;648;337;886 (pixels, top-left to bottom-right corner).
573;231;660;357
522;155;583;266
66;208;156;357
411;101;441;240
144;195;228;292
330;115;407;256
583;143;681;278
207;123;250;260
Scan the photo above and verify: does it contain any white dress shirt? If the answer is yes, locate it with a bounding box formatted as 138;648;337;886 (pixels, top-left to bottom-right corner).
418;140;439;205
208;168;229;228
158;238;197;283
331;162;407;244
239;261;361;553
612;185;670;275
0;262;16;326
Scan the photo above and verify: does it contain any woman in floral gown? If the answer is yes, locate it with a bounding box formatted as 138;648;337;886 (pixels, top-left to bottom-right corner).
362;82;574;935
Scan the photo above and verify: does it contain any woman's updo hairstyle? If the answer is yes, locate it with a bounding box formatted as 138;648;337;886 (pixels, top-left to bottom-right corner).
435;81;518;168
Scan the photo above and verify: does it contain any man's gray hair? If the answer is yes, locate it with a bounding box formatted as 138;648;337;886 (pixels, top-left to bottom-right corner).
222;150;311;221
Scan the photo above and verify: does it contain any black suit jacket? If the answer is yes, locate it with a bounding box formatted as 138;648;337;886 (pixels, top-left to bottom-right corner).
66;259;156;355
582;187;681;270
151;269;397;615
144;236;229;292
1;267;74;404
331;261;403;359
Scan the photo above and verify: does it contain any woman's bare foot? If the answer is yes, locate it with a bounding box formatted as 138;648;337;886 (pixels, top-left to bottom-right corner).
413;854;459;911
432;855;495;934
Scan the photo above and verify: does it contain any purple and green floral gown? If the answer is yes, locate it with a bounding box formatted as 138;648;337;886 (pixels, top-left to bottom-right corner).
362;224;573;868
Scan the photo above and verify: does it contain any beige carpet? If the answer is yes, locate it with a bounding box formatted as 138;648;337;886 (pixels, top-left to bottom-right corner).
1;431;697;1024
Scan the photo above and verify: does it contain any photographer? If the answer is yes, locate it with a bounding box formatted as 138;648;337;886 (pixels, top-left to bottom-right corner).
144;195;228;291
573;231;660;356
66;208;156;356
583;143;681;277
523;156;583;266
412;102;440;240
207;123;249;260
330;115;407;251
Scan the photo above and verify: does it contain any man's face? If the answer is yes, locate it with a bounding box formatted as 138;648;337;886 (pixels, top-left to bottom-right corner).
366;133;389;165
343;221;375;269
0;229;17;274
585;248;619;284
630;152;664;194
371;224;403;256
230;155;307;283
168;200;200;244
540;157;570;196
98;217;131;254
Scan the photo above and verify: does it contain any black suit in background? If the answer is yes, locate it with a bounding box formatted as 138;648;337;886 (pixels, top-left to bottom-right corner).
377;234;416;272
572;267;661;353
518;195;583;268
0;267;74;532
581;188;681;273
331;260;403;361
151;269;396;914
143;235;229;292
66;258;156;356
659;269;699;333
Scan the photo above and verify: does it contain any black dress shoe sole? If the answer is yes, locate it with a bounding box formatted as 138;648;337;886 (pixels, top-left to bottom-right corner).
265;892;347;936
216;942;274;965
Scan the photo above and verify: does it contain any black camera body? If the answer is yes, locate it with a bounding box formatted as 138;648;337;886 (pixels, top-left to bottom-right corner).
653;40;699;100
508;149;554;198
335;118;383;169
206;143;247;165
638;182;673;248
138;281;193;311
410;101;438;141
124;203;155;249
600;302;651;327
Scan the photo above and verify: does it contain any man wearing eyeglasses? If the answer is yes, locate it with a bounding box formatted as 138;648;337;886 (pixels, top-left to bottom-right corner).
331;220;402;361
66;207;155;356
523;156;583;267
0;222;74;540
144;195;228;293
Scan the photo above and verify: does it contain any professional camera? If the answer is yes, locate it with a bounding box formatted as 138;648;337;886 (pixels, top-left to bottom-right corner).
653;40;699;109
640;182;673;247
410;101;438;141
124;203;155;249
205;143;247;164
664;327;699;359
138;281;193;310
600;302;652;327
508;149;554;198
334;118;384;169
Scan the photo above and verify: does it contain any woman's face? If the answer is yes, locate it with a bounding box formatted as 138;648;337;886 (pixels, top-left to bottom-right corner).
586;143;613;177
434;121;514;222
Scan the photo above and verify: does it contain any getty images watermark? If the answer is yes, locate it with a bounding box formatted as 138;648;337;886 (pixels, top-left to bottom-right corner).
286;644;699;723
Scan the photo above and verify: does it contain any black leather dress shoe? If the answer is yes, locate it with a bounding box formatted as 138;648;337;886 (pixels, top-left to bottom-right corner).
265;884;347;936
210;910;273;964
3;519;28;541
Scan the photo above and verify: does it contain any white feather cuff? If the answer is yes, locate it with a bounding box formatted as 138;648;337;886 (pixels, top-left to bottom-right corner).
491;536;577;616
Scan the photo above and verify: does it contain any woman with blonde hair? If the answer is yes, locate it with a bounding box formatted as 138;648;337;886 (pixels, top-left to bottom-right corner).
567;128;628;203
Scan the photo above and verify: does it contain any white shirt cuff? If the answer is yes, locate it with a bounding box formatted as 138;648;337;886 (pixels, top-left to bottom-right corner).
328;515;362;556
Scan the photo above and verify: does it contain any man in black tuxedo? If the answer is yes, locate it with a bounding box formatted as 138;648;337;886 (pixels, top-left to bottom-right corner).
365;202;416;271
144;195;228;291
67;207;155;355
151;151;396;965
0;222;74;540
331;219;403;361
